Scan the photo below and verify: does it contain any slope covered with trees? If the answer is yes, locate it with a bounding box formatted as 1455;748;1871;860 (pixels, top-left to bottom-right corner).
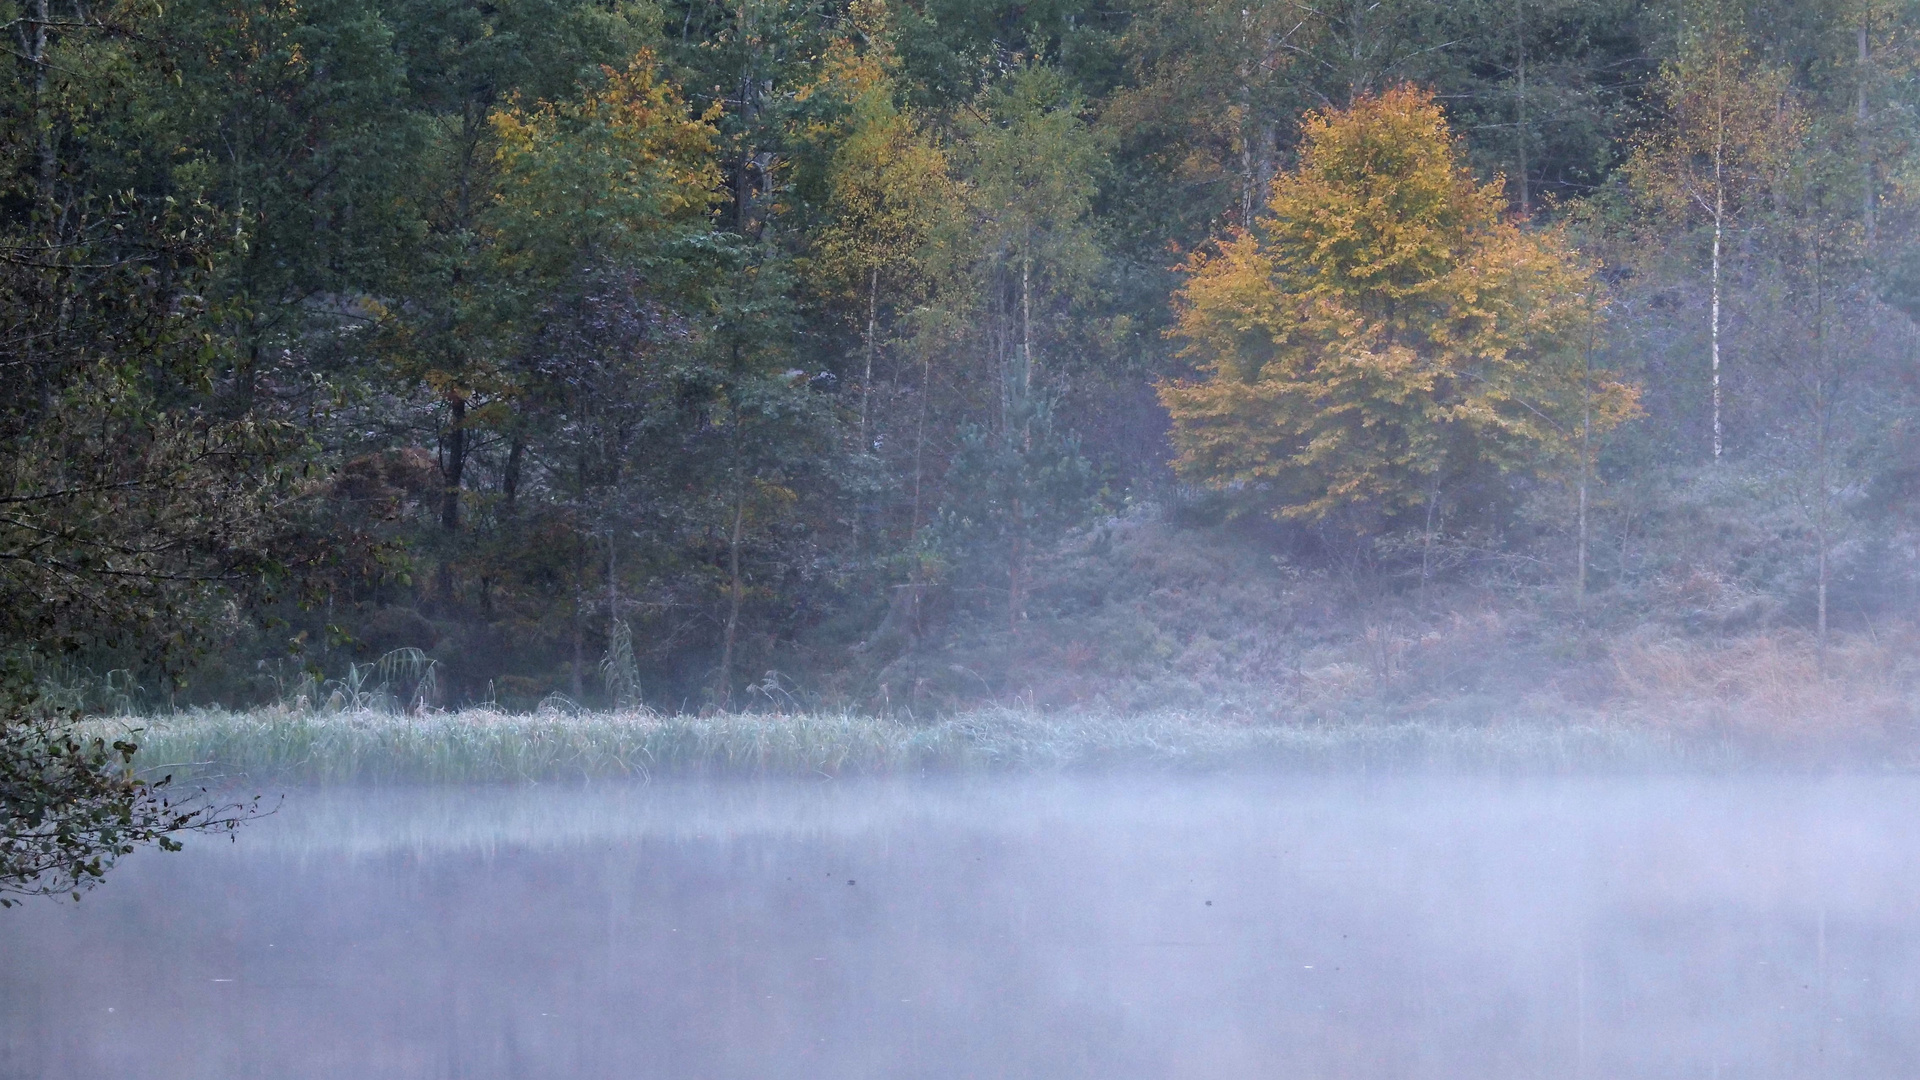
2;0;1918;723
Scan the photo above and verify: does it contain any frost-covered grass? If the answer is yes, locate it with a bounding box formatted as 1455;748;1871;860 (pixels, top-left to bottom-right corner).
97;704;1731;785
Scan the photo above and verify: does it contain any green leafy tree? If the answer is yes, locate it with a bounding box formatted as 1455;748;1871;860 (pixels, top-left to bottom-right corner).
957;64;1104;425
479;53;723;700
147;0;421;409
1;696;254;905
939;395;1098;631
0;0;279;897
378;0;661;538
946;63;1106;624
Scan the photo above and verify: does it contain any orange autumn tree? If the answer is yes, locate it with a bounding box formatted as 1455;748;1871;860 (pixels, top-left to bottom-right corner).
1159;86;1635;526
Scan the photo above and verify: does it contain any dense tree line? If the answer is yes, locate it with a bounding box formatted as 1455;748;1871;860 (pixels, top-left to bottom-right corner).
3;0;1919;716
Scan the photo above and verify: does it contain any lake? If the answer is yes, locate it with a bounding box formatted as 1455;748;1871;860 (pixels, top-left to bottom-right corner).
3;774;1917;1078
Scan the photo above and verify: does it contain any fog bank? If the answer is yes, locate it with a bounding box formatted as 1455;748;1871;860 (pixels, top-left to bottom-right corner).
3;775;1917;1079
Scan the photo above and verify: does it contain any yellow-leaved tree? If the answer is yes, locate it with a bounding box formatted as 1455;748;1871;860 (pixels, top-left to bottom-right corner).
489;54;722;280
804;1;956;444
1160;85;1635;531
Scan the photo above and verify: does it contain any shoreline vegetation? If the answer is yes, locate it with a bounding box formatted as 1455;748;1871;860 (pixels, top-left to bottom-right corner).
100;705;1916;786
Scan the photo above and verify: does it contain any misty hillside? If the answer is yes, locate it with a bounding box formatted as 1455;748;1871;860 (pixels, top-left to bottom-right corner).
850;493;1920;751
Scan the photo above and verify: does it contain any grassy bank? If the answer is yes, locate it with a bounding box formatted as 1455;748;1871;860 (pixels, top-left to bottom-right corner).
96;705;1784;785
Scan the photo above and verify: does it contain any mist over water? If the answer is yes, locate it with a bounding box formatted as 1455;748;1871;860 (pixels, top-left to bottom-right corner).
3;774;1917;1079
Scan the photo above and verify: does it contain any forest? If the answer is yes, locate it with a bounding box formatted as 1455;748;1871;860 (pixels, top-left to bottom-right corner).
3;0;1919;728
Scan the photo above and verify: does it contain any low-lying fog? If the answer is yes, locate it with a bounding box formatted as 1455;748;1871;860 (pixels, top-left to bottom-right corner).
4;774;1917;1079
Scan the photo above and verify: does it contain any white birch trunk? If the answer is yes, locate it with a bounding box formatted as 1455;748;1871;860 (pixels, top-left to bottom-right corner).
1711;138;1724;462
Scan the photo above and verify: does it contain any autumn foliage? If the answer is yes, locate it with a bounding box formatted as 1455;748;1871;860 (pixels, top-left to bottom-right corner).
1160;86;1636;522
489;54;722;271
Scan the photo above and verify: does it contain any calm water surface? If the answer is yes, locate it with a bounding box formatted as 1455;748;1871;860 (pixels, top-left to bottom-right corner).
2;773;1917;1078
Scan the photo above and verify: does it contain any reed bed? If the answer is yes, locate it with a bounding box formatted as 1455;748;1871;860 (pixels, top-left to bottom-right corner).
95;704;1734;785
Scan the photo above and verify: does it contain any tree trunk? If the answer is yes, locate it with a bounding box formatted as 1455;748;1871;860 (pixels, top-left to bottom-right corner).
1420;483;1441;609
1577;396;1591;610
1710;138;1725;462
860;265;878;448
235;339;262;414
571;534;585;700
502;434;523;514
1813;249;1831;665
1816;507;1829;657
1859;24;1875;242
912;350;930;537
1240;138;1257;226
1008;498;1024;633
1020;253;1034;429
1514;0;1530;218
718;493;746;708
730;2;762;239
1010;251;1035;631
993;269;1010;435
441;392;466;530
607;531;620;650
1577;448;1589;607
908;349;933;642
1577;287;1598;609
1235;110;1276;226
28;0;53;213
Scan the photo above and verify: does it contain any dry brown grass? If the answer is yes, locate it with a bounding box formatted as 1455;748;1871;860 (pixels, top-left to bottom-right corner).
868;505;1920;764
1604;626;1920;752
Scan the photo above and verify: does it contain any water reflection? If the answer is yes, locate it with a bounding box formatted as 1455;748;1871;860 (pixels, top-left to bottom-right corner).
2;775;1916;1079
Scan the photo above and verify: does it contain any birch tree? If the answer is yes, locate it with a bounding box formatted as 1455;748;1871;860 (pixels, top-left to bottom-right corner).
807;10;954;449
1627;9;1800;461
